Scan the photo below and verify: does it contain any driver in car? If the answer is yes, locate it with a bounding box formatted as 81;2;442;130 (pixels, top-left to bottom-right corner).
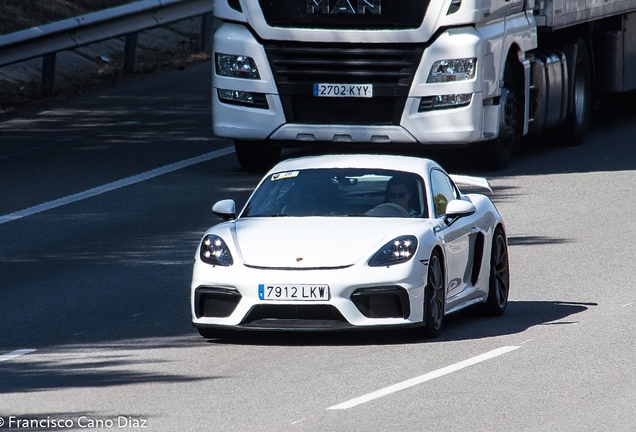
385;176;418;216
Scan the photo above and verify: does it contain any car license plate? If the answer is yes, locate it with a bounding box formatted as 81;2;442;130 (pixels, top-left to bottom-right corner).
313;83;373;98
258;284;330;301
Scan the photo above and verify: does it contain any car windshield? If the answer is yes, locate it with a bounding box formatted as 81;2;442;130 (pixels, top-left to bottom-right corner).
242;168;427;218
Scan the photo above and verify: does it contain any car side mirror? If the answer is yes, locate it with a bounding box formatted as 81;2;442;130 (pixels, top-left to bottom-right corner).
212;199;236;221
444;199;476;225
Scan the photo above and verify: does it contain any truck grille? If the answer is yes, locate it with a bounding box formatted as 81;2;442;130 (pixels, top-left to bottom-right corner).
265;42;424;124
257;0;430;30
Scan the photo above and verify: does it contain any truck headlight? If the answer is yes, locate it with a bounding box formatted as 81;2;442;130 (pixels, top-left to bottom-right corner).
217;90;269;109
427;58;476;83
215;53;260;79
218;89;255;104
418;94;472;111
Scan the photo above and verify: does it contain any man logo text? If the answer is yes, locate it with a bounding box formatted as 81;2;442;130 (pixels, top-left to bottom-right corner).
307;0;381;15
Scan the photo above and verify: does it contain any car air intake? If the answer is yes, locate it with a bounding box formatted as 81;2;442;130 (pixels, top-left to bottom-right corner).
195;287;242;318
351;286;410;319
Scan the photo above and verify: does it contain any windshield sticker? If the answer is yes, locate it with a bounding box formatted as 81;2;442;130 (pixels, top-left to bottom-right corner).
271;171;299;181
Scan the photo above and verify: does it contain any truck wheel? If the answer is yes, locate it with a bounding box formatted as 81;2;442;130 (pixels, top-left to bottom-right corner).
556;39;592;146
482;58;522;170
234;140;281;172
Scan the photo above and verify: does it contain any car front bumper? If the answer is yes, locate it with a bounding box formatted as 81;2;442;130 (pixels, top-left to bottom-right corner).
191;260;428;331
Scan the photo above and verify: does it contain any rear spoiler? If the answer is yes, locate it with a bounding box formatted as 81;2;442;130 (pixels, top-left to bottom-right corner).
449;174;493;193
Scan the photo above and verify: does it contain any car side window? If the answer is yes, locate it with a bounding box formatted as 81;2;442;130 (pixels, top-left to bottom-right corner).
430;169;458;217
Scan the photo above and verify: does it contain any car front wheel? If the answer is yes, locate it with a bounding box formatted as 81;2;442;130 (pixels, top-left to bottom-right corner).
423;251;445;338
483;227;510;316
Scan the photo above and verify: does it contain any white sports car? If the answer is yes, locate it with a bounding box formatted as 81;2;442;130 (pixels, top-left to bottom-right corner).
191;154;509;338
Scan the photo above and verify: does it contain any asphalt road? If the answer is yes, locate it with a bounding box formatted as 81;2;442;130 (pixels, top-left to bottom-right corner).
1;60;636;431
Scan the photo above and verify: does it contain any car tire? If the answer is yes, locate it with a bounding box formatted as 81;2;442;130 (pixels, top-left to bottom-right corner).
423;250;445;338
234;140;281;172
483;227;510;316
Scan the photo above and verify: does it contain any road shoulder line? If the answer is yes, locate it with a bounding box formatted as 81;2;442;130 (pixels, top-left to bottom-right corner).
0;349;37;362
0;146;234;225
327;345;521;410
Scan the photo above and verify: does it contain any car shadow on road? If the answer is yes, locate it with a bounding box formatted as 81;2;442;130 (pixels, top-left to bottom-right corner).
0;359;211;395
438;300;596;342
507;235;573;246
206;300;595;347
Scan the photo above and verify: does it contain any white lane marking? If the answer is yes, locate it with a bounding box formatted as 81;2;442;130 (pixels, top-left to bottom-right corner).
327;345;521;410
0;147;235;225
0;349;37;362
622;303;633;308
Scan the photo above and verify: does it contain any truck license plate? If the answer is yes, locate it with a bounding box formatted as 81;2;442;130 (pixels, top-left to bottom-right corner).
313;83;373;98
258;284;330;301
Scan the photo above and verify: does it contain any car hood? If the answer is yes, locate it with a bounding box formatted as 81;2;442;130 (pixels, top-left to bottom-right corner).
231;217;424;268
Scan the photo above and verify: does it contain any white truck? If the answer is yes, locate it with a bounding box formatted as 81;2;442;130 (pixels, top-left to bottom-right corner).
210;0;636;170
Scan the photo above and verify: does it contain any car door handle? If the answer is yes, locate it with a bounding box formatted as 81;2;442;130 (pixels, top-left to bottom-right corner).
471;226;480;234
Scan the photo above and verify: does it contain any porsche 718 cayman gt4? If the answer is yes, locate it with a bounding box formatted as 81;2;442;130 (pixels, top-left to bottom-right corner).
191;154;509;338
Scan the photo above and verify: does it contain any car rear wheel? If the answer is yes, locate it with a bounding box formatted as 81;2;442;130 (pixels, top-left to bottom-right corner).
423;251;445;338
483;227;510;316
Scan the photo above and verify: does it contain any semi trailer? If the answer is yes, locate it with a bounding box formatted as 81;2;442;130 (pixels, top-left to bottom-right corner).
210;0;636;170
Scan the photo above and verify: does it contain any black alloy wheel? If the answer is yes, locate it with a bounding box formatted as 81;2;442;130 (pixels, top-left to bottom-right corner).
484;227;510;316
423;251;445;338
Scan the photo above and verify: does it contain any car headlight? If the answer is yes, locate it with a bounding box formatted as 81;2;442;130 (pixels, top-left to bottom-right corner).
215;53;260;79
368;236;418;267
427;58;476;83
200;234;234;266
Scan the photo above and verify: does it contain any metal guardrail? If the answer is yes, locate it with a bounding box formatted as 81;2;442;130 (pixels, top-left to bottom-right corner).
0;0;213;93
